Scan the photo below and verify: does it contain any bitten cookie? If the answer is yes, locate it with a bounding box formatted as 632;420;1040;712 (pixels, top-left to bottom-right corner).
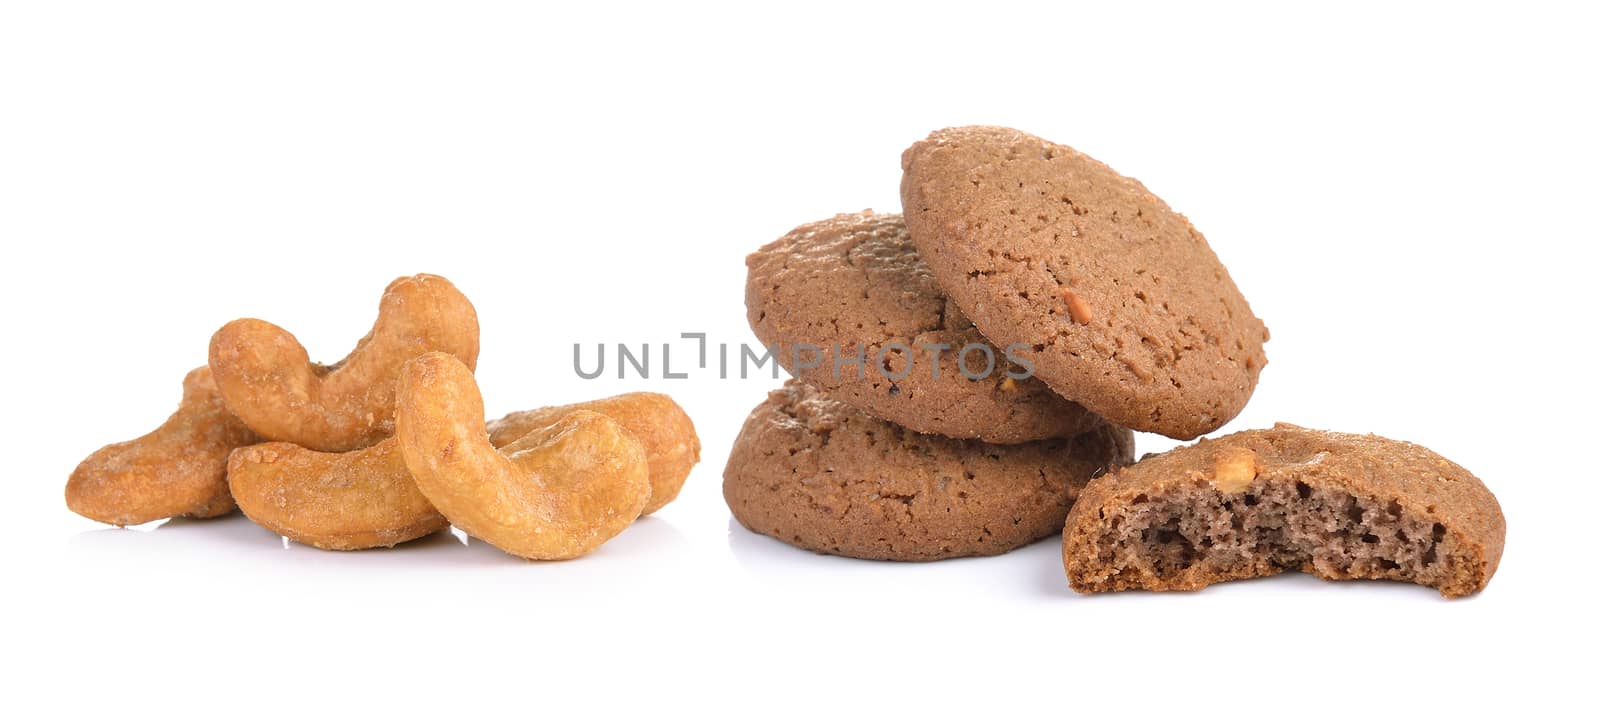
746;210;1100;443
725;380;1134;561
1061;424;1505;598
901;126;1269;439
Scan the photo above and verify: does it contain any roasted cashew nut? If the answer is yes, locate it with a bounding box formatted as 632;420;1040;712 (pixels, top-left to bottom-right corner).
227;438;448;551
209;274;480;452
66;366;260;526
487;392;700;515
396;352;650;560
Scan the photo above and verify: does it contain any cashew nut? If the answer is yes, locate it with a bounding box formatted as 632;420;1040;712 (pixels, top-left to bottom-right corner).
227;438;448;550
208;274;479;452
487;392;700;515
66;366;260;526
396;352;650;560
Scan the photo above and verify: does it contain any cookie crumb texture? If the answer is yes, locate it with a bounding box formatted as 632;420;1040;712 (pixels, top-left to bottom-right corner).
746;210;1099;443
901;126;1269;439
1062;424;1505;598
725;381;1133;561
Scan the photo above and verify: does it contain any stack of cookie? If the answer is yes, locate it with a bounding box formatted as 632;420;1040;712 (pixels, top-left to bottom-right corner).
724;125;1270;561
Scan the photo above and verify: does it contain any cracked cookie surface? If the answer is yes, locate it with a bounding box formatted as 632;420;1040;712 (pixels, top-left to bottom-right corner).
746;210;1099;443
723;380;1134;561
901;126;1269;439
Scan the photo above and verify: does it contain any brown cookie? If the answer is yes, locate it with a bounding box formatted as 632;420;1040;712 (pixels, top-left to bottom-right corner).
901;126;1269;439
724;380;1134;561
1061;423;1505;598
746;210;1100;444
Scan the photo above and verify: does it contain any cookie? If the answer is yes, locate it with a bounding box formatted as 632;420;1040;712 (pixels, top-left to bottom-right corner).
746;210;1101;443
900;126;1269;439
724;380;1134;561
1061;423;1505;598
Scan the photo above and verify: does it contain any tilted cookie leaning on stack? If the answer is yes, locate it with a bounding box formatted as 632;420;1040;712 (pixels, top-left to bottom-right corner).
899;126;1270;440
727;126;1504;597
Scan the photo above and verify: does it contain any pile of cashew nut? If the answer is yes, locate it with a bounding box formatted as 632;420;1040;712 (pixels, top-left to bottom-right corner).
64;274;700;560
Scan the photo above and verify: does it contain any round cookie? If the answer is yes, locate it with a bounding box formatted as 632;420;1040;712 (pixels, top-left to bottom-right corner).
723;380;1134;561
746;210;1101;444
900;126;1270;440
1061;423;1505;598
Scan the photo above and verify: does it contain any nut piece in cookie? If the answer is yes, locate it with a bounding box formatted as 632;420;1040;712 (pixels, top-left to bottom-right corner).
1061;424;1505;598
1210;447;1259;494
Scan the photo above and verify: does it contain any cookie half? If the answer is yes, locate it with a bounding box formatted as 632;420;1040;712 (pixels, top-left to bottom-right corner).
1061;423;1505;598
746;210;1100;443
724;380;1134;561
901;126;1269;439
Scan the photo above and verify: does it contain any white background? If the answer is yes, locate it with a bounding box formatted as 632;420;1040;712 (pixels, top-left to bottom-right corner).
3;2;1594;709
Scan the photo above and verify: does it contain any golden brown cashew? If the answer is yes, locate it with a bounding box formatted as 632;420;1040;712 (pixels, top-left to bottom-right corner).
227;438;448;551
208;274;480;452
66;366;260;526
396;352;650;560
487;393;700;515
